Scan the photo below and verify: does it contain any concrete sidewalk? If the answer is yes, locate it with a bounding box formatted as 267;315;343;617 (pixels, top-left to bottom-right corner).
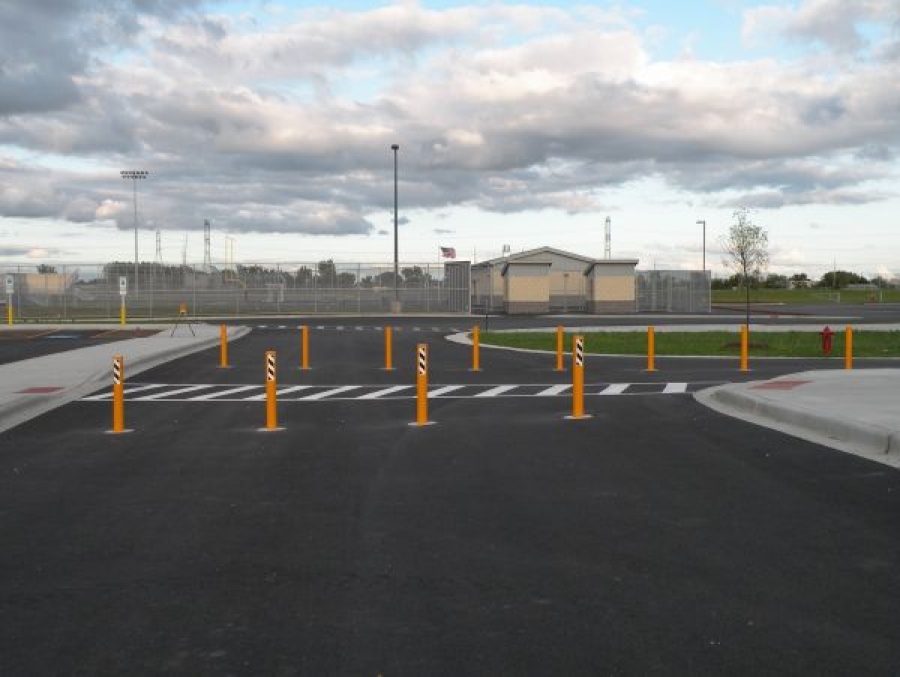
0;323;250;435
696;369;900;469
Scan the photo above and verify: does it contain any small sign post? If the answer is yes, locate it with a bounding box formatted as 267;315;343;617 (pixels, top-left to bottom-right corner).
119;276;127;326
5;275;13;325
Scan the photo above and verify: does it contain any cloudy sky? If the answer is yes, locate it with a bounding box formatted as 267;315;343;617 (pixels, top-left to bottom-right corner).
1;0;899;279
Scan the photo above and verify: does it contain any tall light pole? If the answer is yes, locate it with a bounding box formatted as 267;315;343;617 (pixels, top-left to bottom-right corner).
391;144;400;310
696;219;706;273
121;170;149;296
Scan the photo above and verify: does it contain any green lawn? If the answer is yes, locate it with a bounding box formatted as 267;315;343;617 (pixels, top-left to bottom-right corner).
480;330;900;358
711;288;900;304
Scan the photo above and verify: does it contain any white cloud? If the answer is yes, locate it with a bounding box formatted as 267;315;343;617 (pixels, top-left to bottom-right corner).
743;0;900;52
0;0;898;249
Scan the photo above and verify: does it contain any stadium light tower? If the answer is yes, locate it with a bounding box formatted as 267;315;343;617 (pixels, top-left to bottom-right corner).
391;144;400;311
121;170;149;295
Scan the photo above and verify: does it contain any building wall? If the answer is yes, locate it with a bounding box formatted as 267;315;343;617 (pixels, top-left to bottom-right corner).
471;264;505;312
504;265;550;314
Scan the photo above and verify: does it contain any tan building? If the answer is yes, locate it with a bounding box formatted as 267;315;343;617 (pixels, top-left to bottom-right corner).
471;247;638;314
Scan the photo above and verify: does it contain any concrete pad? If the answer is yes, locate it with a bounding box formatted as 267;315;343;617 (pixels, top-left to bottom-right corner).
0;323;250;434
696;369;900;469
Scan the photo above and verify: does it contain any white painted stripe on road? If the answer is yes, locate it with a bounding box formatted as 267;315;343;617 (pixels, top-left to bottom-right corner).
358;385;413;399
82;383;171;401
134;384;216;400
299;385;361;400
317;325;325;330
246;385;315;401
355;326;364;331
476;385;518;398
662;382;688;394
536;384;571;397
191;385;260;401
429;385;465;397
600;383;630;396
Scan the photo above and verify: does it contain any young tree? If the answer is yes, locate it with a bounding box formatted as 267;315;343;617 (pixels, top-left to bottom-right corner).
720;207;769;328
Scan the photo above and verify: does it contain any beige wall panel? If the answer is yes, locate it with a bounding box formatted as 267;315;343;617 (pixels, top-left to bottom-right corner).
593;276;635;301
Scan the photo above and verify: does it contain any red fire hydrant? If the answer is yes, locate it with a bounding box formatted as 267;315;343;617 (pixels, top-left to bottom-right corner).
820;326;834;355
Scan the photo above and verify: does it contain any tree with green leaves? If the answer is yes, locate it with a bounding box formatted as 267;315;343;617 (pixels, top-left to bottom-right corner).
720;207;769;328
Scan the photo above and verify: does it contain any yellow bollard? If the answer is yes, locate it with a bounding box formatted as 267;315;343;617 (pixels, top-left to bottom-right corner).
384;326;394;371
112;355;125;433
740;324;749;372
567;335;591;419
647;325;657;372
471;325;481;371
6;303;12;326
415;343;429;426
300;325;309;370
120;297;126;326
845;325;853;370
219;325;229;368
265;350;278;430
555;325;565;371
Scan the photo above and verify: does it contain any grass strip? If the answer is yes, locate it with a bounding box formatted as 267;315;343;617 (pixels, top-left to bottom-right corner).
481;330;900;358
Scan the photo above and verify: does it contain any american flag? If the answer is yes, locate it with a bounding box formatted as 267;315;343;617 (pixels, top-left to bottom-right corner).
440;246;456;259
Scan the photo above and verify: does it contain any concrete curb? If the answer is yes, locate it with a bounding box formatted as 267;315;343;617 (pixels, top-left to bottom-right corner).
0;325;251;435
695;383;900;469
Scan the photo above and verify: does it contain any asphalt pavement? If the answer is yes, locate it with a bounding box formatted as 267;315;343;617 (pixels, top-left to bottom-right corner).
1;317;899;675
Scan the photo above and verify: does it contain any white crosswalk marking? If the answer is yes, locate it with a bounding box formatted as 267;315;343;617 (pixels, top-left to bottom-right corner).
191;385;260;401
662;382;688;394
358;385;413;399
299;385;361;400
600;383;630;396
476;385;518;397
82;381;707;403
134;384;215;400
82;383;170;401
246;385;315;401
536;384;571;397
429;385;465;397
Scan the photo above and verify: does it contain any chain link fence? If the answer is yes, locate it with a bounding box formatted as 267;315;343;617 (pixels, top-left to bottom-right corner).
1;261;471;321
636;270;711;313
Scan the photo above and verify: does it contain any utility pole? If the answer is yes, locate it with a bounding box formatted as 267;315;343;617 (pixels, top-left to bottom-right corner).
391;143;400;313
696;220;706;273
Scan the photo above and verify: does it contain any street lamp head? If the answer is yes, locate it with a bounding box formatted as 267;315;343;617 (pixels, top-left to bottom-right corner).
696;219;705;225
391;144;399;151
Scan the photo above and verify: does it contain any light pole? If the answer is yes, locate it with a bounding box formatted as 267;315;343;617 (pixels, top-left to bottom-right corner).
121;170;149;296
391;144;400;312
696;219;706;273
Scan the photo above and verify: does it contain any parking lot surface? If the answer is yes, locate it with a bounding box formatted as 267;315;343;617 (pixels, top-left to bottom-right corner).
1;320;899;675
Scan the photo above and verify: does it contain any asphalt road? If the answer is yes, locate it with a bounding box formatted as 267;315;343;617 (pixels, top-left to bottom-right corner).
0;328;161;365
1;324;899;675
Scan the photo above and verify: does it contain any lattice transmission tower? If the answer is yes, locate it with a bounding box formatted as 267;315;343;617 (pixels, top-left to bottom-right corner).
604;216;611;259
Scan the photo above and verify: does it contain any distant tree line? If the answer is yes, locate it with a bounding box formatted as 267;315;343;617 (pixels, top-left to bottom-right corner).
712;270;895;290
81;260;440;289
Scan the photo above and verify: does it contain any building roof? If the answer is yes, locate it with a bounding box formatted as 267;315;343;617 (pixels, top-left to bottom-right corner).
472;246;598;269
473;245;640;273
